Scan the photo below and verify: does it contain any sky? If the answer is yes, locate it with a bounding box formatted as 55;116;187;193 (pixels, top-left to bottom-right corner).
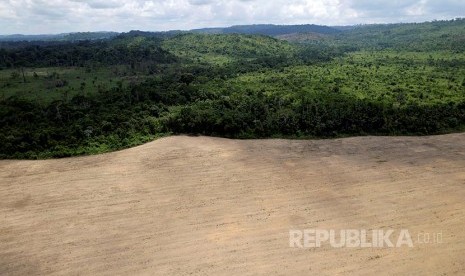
0;0;464;34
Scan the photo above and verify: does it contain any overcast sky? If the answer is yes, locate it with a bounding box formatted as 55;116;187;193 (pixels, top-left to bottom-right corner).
1;0;464;34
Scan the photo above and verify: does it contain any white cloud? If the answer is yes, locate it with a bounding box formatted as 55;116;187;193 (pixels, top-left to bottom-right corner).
405;0;428;16
0;0;463;34
71;0;124;9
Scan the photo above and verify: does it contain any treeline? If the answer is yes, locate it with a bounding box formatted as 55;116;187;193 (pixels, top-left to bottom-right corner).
166;90;465;137
0;38;176;68
335;19;465;52
2;76;465;159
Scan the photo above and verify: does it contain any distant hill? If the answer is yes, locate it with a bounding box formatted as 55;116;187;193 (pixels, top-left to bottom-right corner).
0;32;119;42
0;34;62;41
334;18;465;51
2;19;464;48
62;32;119;41
192;24;340;36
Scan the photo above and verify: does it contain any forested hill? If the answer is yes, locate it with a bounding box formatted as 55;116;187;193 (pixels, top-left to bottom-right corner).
192;24;341;36
1;19;465;159
0;36;176;68
333;19;465;52
0;24;339;42
0;32;119;42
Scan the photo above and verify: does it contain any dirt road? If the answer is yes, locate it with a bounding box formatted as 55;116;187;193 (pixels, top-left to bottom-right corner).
1;135;464;275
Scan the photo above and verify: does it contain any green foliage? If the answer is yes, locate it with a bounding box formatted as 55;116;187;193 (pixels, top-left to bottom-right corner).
0;66;143;104
0;37;176;68
333;19;465;52
2;19;465;159
162;33;297;65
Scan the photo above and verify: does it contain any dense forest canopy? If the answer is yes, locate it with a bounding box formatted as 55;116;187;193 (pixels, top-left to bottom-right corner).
1;19;465;159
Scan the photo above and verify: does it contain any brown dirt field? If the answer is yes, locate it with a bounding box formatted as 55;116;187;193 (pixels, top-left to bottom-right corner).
1;134;465;275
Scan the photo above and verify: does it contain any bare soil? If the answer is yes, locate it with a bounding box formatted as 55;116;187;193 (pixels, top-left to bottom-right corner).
1;135;465;275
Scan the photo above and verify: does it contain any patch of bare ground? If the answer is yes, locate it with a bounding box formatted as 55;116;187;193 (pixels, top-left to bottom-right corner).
1;134;465;275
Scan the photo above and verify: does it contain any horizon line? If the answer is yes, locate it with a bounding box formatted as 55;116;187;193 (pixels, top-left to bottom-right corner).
1;17;463;36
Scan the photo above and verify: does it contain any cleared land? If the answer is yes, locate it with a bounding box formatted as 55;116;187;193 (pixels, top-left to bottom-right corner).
1;135;465;275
